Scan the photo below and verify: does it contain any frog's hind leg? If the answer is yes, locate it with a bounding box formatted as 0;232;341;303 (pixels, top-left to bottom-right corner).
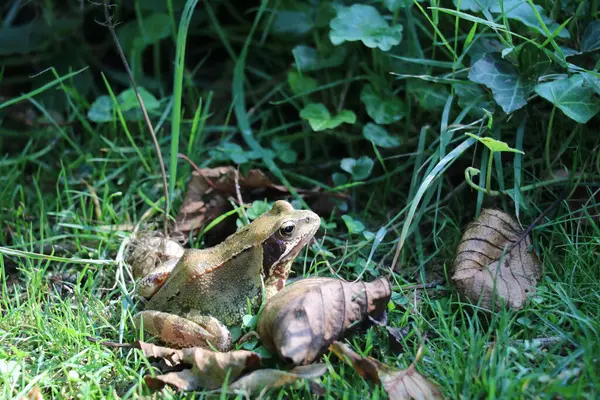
133;311;232;351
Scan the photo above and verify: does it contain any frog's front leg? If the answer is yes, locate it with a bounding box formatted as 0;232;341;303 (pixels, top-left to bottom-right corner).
133;310;232;351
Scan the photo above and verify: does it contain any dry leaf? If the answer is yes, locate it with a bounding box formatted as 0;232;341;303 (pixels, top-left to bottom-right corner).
175;167;292;237
330;341;444;400
257;277;391;365
136;341;260;391
135;341;327;394
228;364;328;394
451;208;542;310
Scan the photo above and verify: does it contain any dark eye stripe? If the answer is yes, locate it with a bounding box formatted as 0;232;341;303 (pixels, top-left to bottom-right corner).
262;236;286;278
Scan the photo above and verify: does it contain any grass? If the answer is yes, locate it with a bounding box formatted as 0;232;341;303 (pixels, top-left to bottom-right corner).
1;0;599;398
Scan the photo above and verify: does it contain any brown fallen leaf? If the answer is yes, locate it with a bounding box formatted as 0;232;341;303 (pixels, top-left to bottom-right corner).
25;387;43;400
228;364;328;394
136;341;260;391
330;341;444;400
135;341;327;394
257;277;391;365
174;167;292;237
451;208;542;310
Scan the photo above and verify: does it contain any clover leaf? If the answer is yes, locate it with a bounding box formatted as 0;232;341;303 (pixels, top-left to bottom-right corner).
329;4;403;51
340;156;374;181
300;103;356;131
363;123;401;148
360;84;405;124
341;215;365;234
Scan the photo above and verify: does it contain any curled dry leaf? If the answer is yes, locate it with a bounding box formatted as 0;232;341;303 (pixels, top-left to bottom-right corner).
257;277;391;365
137;341;260;391
135;341;327;394
175;167;292;237
330;341;444;400
451;209;542;310
228;364;328;394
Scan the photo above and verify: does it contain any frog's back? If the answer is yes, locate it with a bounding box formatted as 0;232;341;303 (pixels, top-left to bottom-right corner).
146;245;263;326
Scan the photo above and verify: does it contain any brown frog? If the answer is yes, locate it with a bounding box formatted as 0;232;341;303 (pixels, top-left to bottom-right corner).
130;200;320;351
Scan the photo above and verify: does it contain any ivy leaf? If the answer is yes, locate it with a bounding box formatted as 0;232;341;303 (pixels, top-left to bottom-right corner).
341;215;365;234
360;84;405;124
518;43;551;83
535;75;600;124
292;45;346;72
340;156;374;180
287;71;318;95
300;103;356;131
469;53;530;114
581;21;600;53
408;80;450;110
454;83;495;116
329;4;403;51
363;123;401;148
465;133;524;154
581;72;600;96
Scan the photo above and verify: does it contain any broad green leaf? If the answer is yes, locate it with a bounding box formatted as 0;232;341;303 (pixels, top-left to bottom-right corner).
360;84;405;124
87;96;113;123
363;123;402;148
341;215;365;234
454;83;496;116
535;75;600;123
581;21;600;53
340;156;374;180
408;80;450;110
209;142;263;164
453;0;569;38
117;13;172;56
273;10;313;35
518;43;551;82
300;103;356;131
469;53;530;114
287;71;318;95
329;4;403;51
117;87;160;112
271;139;298;164
292;45;347;71
384;0;424;11
332;172;349;186
581;72;600;96
465;133;524;154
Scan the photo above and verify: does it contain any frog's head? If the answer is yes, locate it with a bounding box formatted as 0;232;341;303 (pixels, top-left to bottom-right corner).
253;200;320;298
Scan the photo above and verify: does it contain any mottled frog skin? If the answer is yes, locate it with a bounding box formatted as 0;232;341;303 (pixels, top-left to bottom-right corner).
132;201;320;351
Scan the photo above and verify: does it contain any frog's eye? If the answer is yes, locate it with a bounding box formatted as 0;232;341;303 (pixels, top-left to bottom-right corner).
279;222;295;237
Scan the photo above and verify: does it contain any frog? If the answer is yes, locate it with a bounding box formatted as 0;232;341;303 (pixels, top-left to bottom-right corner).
130;200;320;352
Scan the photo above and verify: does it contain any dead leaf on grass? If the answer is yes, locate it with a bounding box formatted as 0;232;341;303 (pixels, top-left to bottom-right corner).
258;277;391;365
135;341;327;394
330;341;444;400
228;364;328;394
451;208;542;310
136;341;260;391
174;167;293;236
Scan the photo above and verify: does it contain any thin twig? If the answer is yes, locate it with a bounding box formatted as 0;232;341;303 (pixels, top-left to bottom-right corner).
234;167;249;224
101;1;170;234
